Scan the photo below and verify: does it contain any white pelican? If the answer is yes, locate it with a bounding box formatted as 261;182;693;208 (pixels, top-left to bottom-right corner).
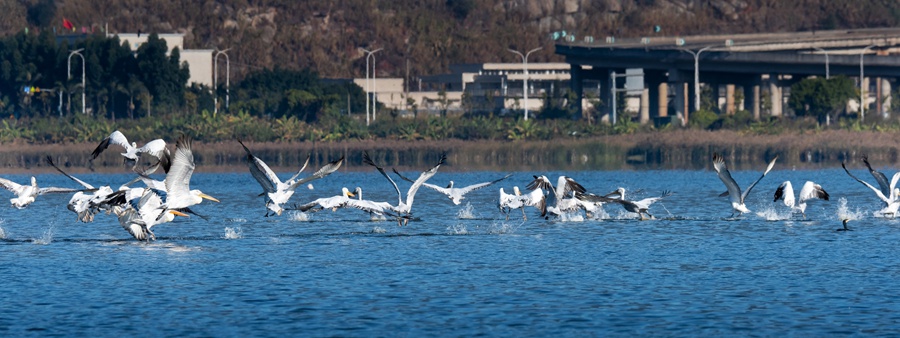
238;139;344;216
393;170;512;205
114;189;189;241
526;175;586;216
773;181;829;216
841;161;900;217
91;130;171;172
0;176;80;209
577;189;673;220
153;136;219;216
712;152;778;217
498;186;546;220
862;155;892;197
362;152;445;226
297;187;357;212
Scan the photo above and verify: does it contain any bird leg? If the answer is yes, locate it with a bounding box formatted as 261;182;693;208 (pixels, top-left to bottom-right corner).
521;207;527;221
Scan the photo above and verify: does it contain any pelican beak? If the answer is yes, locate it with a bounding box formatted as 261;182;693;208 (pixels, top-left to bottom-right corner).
347;191;356;198
199;193;220;202
169;210;190;217
603;190;620;198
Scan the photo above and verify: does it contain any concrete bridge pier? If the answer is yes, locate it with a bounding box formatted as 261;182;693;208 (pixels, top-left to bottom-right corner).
767;74;783;117
668;70;689;126
570;64;584;120
741;77;761;120
646;71;668;125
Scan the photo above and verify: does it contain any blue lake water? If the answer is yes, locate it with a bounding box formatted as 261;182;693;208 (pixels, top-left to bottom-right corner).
2;167;900;336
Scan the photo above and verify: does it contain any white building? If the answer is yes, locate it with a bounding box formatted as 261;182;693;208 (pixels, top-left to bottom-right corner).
112;33;214;87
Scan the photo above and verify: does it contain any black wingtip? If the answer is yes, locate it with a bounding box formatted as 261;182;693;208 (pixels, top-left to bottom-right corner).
362;152;376;167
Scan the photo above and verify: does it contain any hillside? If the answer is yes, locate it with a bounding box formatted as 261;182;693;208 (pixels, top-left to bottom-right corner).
5;0;900;83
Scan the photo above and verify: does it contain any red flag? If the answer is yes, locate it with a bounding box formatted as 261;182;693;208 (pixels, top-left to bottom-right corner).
62;18;74;31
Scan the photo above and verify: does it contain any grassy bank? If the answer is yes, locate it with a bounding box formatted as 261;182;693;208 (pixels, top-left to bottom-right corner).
3;129;899;174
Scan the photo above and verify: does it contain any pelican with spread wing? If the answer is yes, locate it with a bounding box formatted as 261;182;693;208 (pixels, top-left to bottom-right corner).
498;186;546;220
842;160;900;217
362;152;446;225
91;130;171;173
393;171;512;205
577;188;673;220
712;152;778;217
773;181;829;217
152;136;219;216
0;175;81;209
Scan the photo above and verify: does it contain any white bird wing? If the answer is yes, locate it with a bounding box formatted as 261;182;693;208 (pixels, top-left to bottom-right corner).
889;172;900;202
633;191;673;209
363;152;404;206
526;175;555;196
91;130;132;159
712;153;744;206
402;153;446;208
842;162;891;203
0;177;24;194
774;181;795;208
238;139;282;193
37;187;80;195
862;155;892;197
286;154;312;184
289;156;345;191
390;168;448;195
739;155;778;203
457;173;514;196
46;155;94;190
798;181;829;203
341;199;395;215
164;136;196;203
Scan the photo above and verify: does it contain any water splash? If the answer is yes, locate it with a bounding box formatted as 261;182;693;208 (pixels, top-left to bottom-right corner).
369;214;387;221
457;203;476;219
226;218;247;223
447;223;468;235
586;209;610;220
0;219;6;239
555;212;584;222
836;197;865;221
288;211;310;222
371;226;386;234
224;227;243;239
32;225;54;245
488;221;519;234
755;206;792;221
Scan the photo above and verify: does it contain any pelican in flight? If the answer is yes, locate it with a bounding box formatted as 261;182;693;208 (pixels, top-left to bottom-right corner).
773;181;829;217
91;130;171;172
393;171;512;205
47;156;122;222
526;175;587;216
712;152;778;217
362;151;446;226
238;139;344;216
841;161;900;217
151;136;219;217
114;189;189;241
297;187;357;212
0;175;81;209
577;189;673;220
498;186;546;220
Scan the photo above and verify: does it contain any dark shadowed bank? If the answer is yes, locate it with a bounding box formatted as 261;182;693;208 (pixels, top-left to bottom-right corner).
2;130;899;174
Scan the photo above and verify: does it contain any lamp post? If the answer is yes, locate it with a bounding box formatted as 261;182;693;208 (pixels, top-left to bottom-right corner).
507;47;543;120
67;48;85;114
214;49;230;116
860;44;877;122
681;46;713;113
362;48;382;126
812;47;830;79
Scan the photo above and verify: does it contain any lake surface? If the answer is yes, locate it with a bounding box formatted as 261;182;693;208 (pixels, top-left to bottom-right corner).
2;167;900;336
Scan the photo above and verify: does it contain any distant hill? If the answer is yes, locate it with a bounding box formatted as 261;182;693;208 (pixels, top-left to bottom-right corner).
5;0;900;82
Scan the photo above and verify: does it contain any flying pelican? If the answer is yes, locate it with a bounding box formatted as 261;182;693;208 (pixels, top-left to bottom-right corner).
577;189;673;220
0;176;81;209
362;151;446;226
526;175;586;216
862;155;892;197
114;189;189;241
238;139;344;216
151;136;219;217
712;152;778;217
498;186;546;220
773;181;829;217
841;161;900;217
91;130;171;172
297;187;357;212
393;170;512;205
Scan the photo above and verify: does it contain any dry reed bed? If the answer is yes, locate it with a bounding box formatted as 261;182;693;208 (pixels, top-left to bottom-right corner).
1;130;898;174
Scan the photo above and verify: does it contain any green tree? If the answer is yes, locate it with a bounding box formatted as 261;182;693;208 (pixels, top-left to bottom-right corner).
788;76;856;122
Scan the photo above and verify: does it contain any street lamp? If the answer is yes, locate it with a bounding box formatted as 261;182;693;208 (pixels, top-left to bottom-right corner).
507;46;543;120
67;48;85;114
681;46;713;113
362;48;382;126
812;47;830;79
214;48;230;116
860;44;877;122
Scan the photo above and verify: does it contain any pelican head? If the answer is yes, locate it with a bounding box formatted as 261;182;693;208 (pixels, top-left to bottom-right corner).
342;187;355;198
446;181;454;189
513;186;522;196
30;176;37;187
354;187;362;199
191;189;220;203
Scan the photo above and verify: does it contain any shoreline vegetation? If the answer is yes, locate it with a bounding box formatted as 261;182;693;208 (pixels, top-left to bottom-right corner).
3;129;900;174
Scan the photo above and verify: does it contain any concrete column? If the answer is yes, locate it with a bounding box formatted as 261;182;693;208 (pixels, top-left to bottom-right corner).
640;88;650;124
769;75;782;117
657;82;668;118
570;64;584;120
882;78;892;117
725;84;735;115
744;84;760;120
673;81;686;125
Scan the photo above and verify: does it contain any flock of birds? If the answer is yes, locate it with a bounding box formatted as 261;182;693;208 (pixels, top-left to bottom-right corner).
0;131;895;240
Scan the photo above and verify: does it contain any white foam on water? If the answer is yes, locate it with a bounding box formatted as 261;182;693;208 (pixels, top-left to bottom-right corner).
447;223;468;235
488;221;519;234
224;227;243;239
32;225;54;245
555;212;584;222
371;226;386;234
586;209;610;220
369;214;387;221
0;219;6;239
836;197;866;221
288;211;310;222
457;203;477;219
755;206;792;221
